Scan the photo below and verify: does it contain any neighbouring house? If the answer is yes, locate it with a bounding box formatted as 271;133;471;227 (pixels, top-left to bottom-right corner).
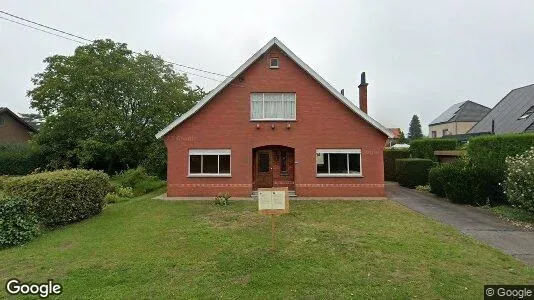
468;84;534;135
428;100;490;138
386;128;402;147
0;107;38;143
156;38;393;197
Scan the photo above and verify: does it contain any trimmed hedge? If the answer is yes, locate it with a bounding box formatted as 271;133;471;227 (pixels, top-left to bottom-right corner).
410;139;459;161
395;158;434;188
428;166;446;197
0;197;40;248
467;133;534;204
3;169;110;226
0;143;44;175
428;161;486;205
383;149;411;181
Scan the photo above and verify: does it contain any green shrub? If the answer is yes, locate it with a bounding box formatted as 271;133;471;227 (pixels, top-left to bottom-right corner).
395;158;435;188
0;197;40;248
429;160;486;205
467;133;534;204
116;186;135;198
3;169;110;226
105;192;121;204
410;139;459;161
113;167;165;195
383;149;411;181
503;147;534;211
428;166;446;197
140;141;167;179
0;143;45;175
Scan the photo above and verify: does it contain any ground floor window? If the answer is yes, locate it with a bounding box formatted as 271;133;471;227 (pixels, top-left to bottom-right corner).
189;149;231;176
316;149;361;177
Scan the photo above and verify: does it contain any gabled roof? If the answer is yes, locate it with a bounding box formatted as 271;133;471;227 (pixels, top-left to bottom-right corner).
0;107;38;133
468;84;534;134
156;37;393;139
387;128;402;139
429;100;490;126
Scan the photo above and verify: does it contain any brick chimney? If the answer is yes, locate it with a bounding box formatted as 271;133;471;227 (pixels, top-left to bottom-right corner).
358;72;368;113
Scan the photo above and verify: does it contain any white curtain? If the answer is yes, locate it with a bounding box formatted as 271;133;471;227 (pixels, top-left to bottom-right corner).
251;93;295;119
251;93;263;119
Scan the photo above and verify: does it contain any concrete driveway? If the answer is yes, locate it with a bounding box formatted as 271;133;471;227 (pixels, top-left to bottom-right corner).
386;182;534;266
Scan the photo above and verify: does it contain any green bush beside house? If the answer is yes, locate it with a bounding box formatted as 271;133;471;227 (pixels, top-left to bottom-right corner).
4;169;110;226
409;139;459;161
467;133;534;204
383;149;411;181
395;158;434;188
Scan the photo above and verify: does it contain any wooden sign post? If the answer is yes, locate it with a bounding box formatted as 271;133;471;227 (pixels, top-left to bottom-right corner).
258;187;289;252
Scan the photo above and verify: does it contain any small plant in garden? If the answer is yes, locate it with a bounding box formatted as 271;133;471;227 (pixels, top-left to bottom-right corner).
503;147;534;211
105;193;121;204
116;186;135;198
415;185;431;193
214;192;231;206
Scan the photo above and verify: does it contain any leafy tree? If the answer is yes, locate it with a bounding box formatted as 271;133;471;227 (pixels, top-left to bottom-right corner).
20;113;43;129
28;39;205;173
408;115;423;140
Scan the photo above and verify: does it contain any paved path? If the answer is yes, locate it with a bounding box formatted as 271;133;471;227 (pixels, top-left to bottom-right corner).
386;182;534;267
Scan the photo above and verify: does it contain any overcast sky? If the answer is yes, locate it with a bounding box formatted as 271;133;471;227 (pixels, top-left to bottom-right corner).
2;0;534;134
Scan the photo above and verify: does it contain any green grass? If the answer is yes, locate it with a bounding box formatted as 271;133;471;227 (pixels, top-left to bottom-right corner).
488;205;534;226
1;191;533;299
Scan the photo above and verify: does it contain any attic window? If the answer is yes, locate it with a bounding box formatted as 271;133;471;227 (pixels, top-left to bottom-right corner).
518;106;534;120
269;58;279;69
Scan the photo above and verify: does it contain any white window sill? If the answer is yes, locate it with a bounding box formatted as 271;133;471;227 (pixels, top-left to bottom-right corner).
316;174;363;178
269;66;280;69
187;174;232;178
250;119;296;122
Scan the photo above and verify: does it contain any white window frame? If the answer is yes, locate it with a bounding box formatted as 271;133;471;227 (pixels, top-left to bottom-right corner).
269;58;279;69
188;149;231;177
316;149;363;177
250;92;297;121
519;106;534;120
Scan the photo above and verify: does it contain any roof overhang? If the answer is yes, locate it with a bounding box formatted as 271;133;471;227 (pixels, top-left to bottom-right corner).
156;38;393;139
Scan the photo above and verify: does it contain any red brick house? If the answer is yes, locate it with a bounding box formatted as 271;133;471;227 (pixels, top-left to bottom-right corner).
156;38;393;197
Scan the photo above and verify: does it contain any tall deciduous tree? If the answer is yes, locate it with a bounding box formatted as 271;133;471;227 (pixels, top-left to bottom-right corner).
408;115;423;140
28;39;205;173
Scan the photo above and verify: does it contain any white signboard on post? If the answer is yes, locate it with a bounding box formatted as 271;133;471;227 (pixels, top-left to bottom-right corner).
258;187;289;215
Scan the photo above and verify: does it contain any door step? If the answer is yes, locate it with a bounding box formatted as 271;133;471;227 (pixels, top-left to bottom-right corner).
251;190;297;198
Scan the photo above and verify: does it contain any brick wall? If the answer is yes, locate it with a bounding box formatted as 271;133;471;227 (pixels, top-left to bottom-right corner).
164;46;387;197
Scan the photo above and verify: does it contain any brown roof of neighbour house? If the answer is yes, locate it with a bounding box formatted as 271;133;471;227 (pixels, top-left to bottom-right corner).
387;128;402;138
0;107;38;133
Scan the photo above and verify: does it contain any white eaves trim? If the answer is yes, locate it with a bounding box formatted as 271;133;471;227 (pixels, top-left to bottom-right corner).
156;37;394;139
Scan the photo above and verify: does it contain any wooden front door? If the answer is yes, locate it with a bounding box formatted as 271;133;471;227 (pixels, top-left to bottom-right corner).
255;150;273;188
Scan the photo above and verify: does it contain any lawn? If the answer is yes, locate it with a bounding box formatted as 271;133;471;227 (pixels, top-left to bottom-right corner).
488;205;534;229
1;191;533;299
